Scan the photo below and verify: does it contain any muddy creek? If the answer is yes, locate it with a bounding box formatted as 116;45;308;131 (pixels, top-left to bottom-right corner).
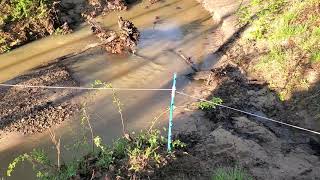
0;0;221;178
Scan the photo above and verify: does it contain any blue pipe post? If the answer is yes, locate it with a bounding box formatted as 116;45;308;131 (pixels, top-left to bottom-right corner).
167;73;177;152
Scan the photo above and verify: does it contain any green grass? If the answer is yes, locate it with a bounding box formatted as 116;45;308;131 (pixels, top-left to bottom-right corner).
211;167;252;180
10;0;49;20
238;0;320;100
0;0;63;54
198;97;223;110
311;51;320;63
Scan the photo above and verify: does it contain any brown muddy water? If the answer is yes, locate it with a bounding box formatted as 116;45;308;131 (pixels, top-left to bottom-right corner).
0;0;222;178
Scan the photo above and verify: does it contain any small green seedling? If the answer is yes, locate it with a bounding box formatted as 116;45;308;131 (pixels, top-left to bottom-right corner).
198;97;223;110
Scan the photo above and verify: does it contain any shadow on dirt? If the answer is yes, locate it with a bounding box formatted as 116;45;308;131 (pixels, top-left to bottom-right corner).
147;11;320;178
150;64;320;180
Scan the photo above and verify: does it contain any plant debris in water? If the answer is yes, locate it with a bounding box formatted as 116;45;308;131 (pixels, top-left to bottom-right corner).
106;0;128;11
86;16;140;54
83;0;128;17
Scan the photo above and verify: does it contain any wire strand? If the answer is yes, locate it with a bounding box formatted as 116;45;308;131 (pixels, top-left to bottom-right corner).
0;83;172;91
0;82;319;135
176;91;320;135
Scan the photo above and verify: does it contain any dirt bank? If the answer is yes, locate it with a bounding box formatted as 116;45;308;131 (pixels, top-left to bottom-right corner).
156;63;320;179
0;0;129;54
0;62;80;137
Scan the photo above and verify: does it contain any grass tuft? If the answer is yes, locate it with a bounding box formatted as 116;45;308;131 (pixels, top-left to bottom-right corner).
212;167;252;180
311;51;320;63
198;97;223;110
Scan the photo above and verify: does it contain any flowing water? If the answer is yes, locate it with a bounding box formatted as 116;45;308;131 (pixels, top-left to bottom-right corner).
0;0;222;178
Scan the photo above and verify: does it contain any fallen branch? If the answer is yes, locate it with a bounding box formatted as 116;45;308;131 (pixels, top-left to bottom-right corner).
54;42;102;62
168;49;199;72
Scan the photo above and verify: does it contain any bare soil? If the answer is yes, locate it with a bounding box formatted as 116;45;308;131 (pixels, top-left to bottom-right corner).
225;37;320;132
0;62;80;137
153;64;320;180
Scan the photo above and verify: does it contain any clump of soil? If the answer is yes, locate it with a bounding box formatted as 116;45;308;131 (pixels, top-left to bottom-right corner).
86;16;140;53
149;0;161;4
0;64;80;136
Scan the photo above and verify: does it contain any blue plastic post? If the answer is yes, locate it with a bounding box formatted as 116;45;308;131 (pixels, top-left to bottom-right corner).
167;73;177;152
